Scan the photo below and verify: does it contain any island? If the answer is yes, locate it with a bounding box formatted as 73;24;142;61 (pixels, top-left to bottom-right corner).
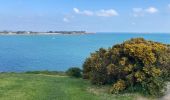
0;31;95;35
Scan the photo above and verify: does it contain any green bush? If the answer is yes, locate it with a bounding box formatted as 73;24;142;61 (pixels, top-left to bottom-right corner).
66;67;82;78
83;38;170;96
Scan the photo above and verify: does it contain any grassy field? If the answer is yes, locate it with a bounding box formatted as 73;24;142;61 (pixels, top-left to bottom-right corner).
0;73;145;100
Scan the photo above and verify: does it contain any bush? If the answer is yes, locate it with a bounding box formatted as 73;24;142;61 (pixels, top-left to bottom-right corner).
110;79;126;94
66;67;82;78
83;38;170;96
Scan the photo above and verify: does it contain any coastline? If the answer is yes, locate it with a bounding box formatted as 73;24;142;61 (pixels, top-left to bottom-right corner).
0;31;96;35
0;32;95;36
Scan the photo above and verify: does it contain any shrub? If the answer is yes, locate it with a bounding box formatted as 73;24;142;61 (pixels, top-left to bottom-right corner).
66;67;82;78
83;38;170;96
110;79;126;94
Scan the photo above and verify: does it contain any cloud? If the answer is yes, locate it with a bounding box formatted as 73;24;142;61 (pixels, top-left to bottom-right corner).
63;15;74;23
133;7;158;17
73;8;118;17
73;8;80;13
63;17;69;22
96;9;118;17
82;10;94;16
73;8;93;16
145;7;158;14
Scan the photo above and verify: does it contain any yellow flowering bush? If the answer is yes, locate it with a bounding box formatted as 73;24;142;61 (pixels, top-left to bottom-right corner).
110;79;126;94
83;38;170;96
134;71;146;82
124;64;133;72
151;67;162;77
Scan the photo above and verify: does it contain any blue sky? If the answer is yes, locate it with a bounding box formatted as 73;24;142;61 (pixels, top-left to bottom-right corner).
0;0;170;33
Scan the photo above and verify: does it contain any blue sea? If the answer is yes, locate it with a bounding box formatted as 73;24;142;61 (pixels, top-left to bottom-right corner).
0;33;170;72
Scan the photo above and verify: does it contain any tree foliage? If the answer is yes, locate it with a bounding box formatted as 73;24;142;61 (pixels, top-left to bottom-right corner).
83;38;170;96
66;67;82;78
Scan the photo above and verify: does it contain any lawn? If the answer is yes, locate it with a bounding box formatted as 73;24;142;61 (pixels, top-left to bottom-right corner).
0;73;143;100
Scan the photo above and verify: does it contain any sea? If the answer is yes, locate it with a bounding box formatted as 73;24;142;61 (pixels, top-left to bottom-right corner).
0;33;170;72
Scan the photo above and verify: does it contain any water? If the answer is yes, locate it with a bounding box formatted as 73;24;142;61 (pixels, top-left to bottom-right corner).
0;33;170;72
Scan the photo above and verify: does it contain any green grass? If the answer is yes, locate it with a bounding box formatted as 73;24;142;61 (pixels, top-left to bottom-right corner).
0;73;142;100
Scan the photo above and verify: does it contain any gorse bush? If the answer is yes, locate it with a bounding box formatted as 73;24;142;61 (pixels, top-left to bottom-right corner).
83;38;170;96
66;67;82;78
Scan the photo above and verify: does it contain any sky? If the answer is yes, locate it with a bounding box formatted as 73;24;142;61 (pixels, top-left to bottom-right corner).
0;0;170;33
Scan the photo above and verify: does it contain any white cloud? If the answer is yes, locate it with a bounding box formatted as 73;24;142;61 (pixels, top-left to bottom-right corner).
73;8;118;17
145;7;158;14
63;17;69;22
63;15;74;23
73;8;80;13
82;10;94;16
73;8;93;16
133;7;158;17
96;9;118;17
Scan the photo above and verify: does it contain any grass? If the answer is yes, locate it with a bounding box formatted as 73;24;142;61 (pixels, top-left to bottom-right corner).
0;73;145;100
25;70;66;76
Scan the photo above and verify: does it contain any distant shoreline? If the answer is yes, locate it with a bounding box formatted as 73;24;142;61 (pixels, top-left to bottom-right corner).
0;33;95;36
0;31;96;35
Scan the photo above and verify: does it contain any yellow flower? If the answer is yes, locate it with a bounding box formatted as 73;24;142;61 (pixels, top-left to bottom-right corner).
135;71;145;82
124;64;133;72
151;67;161;77
111;79;126;94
